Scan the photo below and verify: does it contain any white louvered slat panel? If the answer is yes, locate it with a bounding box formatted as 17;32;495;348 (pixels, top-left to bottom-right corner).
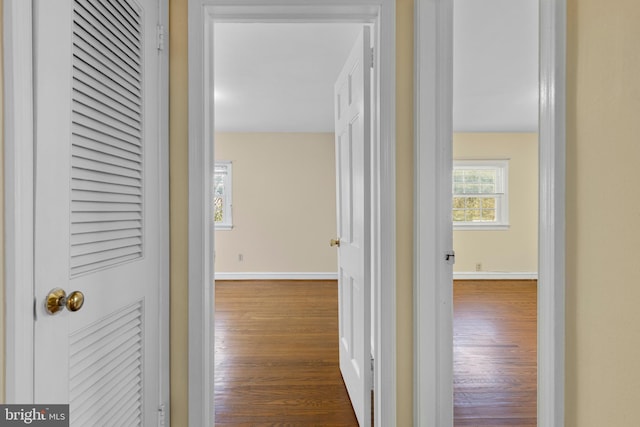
74;92;142;132
69;301;144;426
73;123;142;154
72;0;143;276
73;211;142;223
73;189;142;203
74;77;141;123
72;220;142;234
74;132;142;162
71;228;142;246
71;246;142;274
74;66;141;112
73;112;142;147
74;1;141;66
72;166;142;188
73;29;141;85
73;155;142;179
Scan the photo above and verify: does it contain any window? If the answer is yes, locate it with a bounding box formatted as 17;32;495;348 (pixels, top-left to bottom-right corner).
453;160;508;229
214;161;233;230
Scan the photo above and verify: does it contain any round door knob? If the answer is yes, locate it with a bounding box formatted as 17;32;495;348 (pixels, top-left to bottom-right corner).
45;288;85;315
66;291;85;312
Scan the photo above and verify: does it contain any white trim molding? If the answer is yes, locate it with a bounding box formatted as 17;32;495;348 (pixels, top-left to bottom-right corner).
538;0;566;425
215;272;339;281
189;2;396;426
156;0;172;421
414;0;566;426
453;272;539;281
414;0;454;425
4;0;36;403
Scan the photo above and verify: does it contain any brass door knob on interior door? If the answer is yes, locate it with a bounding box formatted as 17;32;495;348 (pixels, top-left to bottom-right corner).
330;238;341;247
45;288;85;315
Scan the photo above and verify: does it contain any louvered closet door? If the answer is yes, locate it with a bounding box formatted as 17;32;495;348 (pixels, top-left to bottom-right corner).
33;0;162;425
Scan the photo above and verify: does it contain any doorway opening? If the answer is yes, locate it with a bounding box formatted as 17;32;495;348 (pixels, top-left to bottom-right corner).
212;21;373;425
414;0;565;425
187;3;397;426
451;0;539;424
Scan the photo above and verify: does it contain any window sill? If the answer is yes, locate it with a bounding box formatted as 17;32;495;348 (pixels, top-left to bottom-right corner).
215;224;233;231
453;223;510;231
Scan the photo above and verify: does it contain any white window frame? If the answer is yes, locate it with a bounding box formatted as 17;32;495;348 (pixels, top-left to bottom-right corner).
214;161;233;230
453;159;509;230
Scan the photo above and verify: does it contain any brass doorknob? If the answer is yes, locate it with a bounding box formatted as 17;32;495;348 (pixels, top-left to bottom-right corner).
330;238;341;247
45;288;85;315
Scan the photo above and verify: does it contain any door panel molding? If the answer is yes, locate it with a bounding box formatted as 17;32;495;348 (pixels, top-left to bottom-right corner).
4;0;36;403
188;1;396;426
413;0;566;426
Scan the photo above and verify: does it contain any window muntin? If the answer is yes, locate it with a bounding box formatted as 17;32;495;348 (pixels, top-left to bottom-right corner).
453;160;508;229
214;161;233;230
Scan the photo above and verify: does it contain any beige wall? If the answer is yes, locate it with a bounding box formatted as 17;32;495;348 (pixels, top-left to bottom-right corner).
566;0;640;425
395;0;414;423
168;0;189;423
214;133;338;274
453;133;538;273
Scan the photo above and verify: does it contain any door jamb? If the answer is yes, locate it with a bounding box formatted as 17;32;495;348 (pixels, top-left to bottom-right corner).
2;0;172;411
413;0;454;424
187;1;397;426
413;0;566;426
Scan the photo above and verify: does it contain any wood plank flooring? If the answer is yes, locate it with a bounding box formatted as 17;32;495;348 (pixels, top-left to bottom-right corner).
215;280;359;426
215;279;537;426
454;280;537;427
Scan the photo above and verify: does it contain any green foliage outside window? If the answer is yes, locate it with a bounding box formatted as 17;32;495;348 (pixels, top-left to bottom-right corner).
452;164;504;224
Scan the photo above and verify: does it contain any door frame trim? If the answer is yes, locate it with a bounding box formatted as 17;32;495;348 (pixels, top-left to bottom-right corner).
3;0;172;411
413;0;566;425
187;1;397;426
413;0;454;424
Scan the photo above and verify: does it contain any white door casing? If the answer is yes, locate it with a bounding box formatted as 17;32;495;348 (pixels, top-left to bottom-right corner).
413;0;566;426
32;0;163;424
334;27;372;427
189;3;396;426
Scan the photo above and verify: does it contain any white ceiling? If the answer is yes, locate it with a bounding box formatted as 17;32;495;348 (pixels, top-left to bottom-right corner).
214;23;362;133
453;0;539;132
214;0;539;133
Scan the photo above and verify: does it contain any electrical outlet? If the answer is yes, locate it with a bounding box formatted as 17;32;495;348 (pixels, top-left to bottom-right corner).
238;254;244;262
475;263;482;272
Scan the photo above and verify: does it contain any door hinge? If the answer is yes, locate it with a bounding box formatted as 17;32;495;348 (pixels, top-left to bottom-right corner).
370;354;375;390
370;47;375;69
445;250;456;265
158;404;166;427
157;25;166;51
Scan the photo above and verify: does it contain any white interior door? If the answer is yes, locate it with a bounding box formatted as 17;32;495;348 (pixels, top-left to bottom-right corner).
33;0;162;425
334;27;372;427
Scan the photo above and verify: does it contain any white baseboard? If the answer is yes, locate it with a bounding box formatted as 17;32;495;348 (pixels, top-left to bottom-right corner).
215;272;537;281
214;272;339;281
453;272;538;280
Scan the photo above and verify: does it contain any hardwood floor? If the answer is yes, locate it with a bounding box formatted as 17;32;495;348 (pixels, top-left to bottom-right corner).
454;280;537;427
215;279;537;426
214;280;359;426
